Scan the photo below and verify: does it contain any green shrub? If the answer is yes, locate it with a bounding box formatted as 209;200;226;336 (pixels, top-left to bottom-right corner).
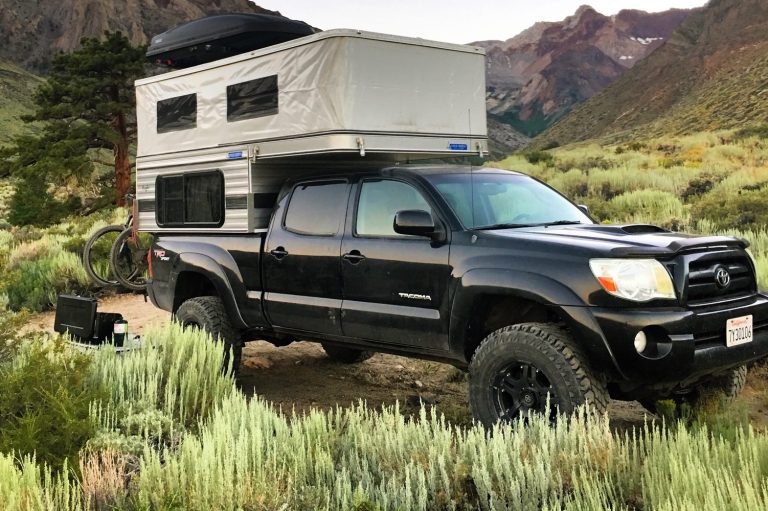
0;452;82;511
691;187;768;230
7;174;81;227
604;190;689;229
734;124;768;140
5;251;90;312
0;338;104;471
524;150;555;166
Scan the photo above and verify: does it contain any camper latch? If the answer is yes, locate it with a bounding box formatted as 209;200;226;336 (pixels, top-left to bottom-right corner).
476;141;485;158
249;145;260;162
356;137;366;157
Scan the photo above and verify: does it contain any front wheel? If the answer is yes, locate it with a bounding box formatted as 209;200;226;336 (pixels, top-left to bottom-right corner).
469;323;608;428
175;296;244;374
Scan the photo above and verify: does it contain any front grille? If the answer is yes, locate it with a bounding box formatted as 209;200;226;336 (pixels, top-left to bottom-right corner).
685;250;756;306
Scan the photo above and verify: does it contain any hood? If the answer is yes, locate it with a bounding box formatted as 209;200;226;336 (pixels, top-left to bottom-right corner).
483;223;749;257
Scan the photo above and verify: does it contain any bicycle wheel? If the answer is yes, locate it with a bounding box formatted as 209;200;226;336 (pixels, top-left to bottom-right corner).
83;225;124;287
110;227;154;292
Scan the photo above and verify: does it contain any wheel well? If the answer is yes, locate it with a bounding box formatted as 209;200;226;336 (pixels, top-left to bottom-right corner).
172;271;218;312
463;295;565;361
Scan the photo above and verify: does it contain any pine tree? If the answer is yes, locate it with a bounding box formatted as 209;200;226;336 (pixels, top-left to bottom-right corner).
1;32;145;225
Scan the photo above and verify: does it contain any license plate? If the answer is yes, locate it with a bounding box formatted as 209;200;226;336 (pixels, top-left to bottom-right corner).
726;315;753;348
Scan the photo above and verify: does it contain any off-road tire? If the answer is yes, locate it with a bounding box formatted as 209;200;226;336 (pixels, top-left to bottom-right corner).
83;224;124;287
641;365;748;415
321;343;374;364
469;323;609;428
175;296;244;374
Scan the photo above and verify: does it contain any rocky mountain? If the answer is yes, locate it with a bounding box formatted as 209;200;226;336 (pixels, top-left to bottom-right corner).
536;0;768;147
0;0;280;72
475;5;692;139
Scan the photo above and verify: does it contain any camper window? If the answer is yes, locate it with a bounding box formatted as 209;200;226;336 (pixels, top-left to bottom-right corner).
157;93;197;133
156;171;224;227
227;75;279;122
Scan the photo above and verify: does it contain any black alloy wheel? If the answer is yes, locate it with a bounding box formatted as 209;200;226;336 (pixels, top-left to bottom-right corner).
491;361;558;423
469;323;608;428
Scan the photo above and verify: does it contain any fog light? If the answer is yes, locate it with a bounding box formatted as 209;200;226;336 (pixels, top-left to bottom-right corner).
634;331;648;354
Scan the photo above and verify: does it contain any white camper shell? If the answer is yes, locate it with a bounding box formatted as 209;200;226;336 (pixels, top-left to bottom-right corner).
135;29;488;233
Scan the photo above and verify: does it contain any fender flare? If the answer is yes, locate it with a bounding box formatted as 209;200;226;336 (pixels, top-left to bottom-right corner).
449;268;625;378
171;251;249;330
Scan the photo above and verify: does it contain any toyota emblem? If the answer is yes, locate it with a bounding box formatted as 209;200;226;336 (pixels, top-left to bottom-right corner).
714;266;731;289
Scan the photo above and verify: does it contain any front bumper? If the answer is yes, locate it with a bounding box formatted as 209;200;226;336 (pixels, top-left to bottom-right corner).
589;293;768;385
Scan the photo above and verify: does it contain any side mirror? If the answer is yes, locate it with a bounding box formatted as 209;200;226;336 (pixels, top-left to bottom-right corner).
578;204;590;215
393;210;437;238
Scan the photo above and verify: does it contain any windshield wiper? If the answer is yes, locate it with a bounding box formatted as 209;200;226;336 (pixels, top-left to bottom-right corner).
474;223;538;230
474;220;583;231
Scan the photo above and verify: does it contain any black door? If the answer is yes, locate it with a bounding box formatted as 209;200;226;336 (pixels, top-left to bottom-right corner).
263;179;349;336
340;178;451;350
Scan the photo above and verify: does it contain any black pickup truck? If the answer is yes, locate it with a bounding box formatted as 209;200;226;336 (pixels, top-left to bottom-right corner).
147;165;768;425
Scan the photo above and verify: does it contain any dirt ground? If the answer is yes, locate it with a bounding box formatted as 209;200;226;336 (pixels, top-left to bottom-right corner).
31;293;731;429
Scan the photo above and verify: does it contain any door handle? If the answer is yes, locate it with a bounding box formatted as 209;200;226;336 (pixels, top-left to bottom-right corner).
270;246;288;260
343;250;366;264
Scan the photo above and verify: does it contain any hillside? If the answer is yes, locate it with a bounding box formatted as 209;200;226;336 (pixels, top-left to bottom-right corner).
0;0;280;72
537;0;768;146
0;59;43;145
475;5;691;139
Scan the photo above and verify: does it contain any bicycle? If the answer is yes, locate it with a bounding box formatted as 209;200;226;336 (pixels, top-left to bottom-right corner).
82;194;153;292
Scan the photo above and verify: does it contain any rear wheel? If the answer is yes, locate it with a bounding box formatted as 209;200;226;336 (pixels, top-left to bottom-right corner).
175;296;243;374
83;225;124;287
321;343;374;364
469;323;608;428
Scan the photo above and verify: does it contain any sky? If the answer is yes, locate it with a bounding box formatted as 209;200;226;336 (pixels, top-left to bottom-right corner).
256;0;707;44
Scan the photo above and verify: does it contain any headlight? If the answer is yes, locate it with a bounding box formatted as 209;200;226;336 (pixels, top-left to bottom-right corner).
589;259;676;302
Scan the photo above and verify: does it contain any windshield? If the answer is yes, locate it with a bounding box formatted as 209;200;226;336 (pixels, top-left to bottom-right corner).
426;172;592;230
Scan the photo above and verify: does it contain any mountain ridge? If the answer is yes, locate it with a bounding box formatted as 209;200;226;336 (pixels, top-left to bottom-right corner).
474;5;693;140
0;0;281;72
535;0;768;146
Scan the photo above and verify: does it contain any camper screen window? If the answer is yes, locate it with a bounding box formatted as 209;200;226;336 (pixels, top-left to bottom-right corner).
157;93;197;133
156;171;224;227
227;75;278;122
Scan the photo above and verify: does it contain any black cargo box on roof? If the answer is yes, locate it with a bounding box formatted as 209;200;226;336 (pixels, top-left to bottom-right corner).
146;13;316;69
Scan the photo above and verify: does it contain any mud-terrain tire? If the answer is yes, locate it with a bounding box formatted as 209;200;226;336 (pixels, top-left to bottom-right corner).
469;323;608;428
641;365;747;415
175;296;243;374
321;343;374;364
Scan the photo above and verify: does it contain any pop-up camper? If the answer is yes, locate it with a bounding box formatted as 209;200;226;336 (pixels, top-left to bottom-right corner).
135;17;488;233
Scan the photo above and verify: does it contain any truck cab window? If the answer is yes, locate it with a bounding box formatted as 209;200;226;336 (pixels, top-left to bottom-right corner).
356;180;431;237
284;181;348;235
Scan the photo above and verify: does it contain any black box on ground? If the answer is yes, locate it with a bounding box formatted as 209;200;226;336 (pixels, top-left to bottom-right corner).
53;295;123;343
